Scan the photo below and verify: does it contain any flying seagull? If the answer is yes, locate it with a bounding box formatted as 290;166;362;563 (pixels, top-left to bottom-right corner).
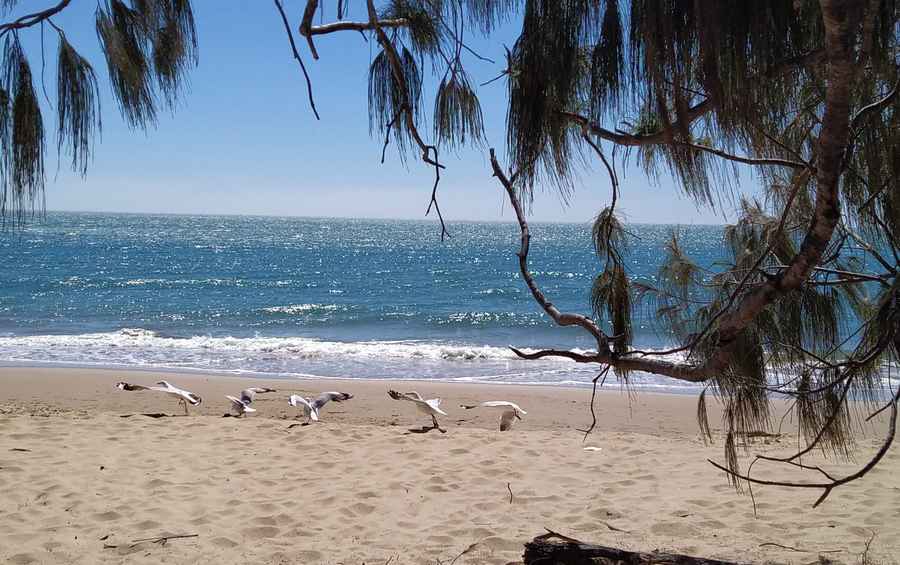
461;401;527;431
116;380;202;415
388;390;447;433
225;387;277;417
288;391;353;424
240;387;277;404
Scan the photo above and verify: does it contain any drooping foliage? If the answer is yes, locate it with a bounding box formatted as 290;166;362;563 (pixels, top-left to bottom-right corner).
1;35;43;222
0;0;197;223
57;35;101;177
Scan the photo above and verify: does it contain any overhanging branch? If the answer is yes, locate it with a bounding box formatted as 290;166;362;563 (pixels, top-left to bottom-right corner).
0;0;72;37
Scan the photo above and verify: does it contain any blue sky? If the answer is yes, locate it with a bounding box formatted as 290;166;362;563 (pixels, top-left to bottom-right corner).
19;2;749;224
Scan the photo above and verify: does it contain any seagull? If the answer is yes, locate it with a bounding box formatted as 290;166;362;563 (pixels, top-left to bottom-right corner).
225;395;256;416
240;387;277;404
388;390;447;433
461;401;527;431
288;391;353;424
115;380;202;415
225;387;277;417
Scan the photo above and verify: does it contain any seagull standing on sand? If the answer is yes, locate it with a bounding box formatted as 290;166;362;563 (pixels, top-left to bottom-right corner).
288;392;353;424
461;401;527;431
388;390;447;433
225;387;277;417
115;380;202;415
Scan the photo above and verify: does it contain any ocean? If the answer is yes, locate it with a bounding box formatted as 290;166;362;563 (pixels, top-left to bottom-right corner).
0;212;731;390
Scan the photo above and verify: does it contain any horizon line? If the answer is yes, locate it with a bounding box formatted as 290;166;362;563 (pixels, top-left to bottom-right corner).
40;208;729;227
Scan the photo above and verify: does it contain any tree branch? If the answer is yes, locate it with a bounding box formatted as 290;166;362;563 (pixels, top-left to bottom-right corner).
0;0;72;36
274;0;320;120
679;141;809;170
491;148;712;384
305;18;408;35
560;100;712;147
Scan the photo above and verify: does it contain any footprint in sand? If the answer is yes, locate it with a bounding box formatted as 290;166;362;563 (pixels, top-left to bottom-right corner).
211;536;239;548
241;525;280;539
91;511;122;522
650;521;701;537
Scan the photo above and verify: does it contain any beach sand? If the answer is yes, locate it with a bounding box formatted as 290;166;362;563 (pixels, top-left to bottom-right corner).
1;367;898;564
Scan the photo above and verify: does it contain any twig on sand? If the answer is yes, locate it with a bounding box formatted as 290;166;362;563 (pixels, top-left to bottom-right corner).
758;542;842;553
10;447;31;452
103;533;198;549
601;521;630;533
507;482;514;504
539;528;584;544
449;539;482;565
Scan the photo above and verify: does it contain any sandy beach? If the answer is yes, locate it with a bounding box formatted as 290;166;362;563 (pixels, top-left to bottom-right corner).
1;366;898;564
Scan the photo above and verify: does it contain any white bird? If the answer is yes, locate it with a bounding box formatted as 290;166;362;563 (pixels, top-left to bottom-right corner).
225;395;256;416
288;391;353;424
240;387;276;404
116;380;202;415
388;390;447;433
225;386;277;416
461;401;527;431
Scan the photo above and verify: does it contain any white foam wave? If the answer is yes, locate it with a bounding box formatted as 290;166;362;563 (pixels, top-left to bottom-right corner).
260;303;343;315
0;329;550;363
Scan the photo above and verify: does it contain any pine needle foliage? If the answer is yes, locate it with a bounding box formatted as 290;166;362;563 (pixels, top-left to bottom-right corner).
96;0;198;126
96;0;156;128
434;68;484;150
2;36;43;222
0;1;198;224
368;44;422;161
57;35;101;177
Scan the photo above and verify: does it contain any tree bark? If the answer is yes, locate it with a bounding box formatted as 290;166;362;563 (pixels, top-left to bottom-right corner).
523;533;756;565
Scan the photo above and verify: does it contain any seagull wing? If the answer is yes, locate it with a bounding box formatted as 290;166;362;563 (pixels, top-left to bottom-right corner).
289;394;318;420
480;401;526;415
175;387;202;406
425;398;448;416
312;391;353;410
226;395;255;413
241;387;276;404
388;390;424;403
289;394;312;410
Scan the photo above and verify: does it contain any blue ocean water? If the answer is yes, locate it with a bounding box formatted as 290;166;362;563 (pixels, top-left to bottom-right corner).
0;212;727;389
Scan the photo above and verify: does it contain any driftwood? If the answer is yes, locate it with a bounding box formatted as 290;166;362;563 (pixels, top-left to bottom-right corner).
523;531;753;565
103;533;198;549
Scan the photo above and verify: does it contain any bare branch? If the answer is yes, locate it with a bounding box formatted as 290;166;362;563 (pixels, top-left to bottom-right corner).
679;141;809;170
0;0;72;37
491;148;713;384
510;347;600;363
274;0;320;120
560;100;712;147
305;18;408;35
851;78;899;130
489;148;609;350
298;0;321;59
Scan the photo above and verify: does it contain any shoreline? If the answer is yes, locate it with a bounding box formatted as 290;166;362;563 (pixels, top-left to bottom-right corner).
0;359;707;394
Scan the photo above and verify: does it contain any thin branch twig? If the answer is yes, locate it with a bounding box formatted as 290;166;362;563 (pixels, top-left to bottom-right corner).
274;0;320;120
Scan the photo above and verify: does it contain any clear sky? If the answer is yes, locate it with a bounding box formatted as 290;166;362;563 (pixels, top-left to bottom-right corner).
20;2;752;224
